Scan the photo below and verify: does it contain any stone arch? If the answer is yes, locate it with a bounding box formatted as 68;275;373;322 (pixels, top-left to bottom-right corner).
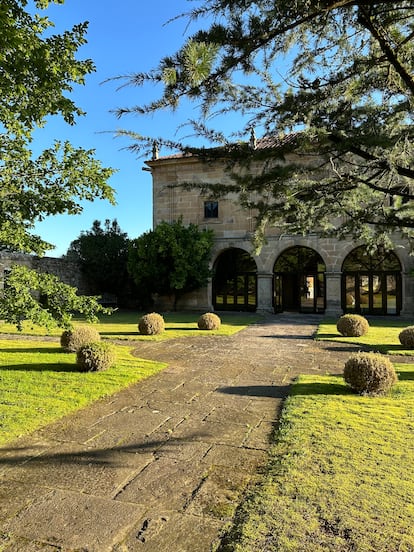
273;246;326;313
212;248;257;311
341;246;402;315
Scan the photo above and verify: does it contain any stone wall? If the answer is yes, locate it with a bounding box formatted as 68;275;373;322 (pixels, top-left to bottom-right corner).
0;252;90;295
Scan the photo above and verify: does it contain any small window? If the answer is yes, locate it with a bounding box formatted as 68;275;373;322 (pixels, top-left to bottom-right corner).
204;201;218;218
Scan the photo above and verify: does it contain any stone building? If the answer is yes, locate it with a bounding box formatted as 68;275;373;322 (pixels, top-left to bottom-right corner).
144;137;414;317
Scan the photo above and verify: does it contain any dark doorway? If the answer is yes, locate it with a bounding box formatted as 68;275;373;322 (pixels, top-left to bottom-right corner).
273;246;326;313
212;248;257;311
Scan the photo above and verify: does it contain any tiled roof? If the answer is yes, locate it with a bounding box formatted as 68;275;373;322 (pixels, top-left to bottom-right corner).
147;132;300;162
255;132;299;149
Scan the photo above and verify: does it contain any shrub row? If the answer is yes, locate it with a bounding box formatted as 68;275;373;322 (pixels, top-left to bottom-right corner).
137;311;221;335
58;311;223;371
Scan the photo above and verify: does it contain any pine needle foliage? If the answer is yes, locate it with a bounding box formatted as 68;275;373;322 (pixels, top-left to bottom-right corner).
118;1;414;250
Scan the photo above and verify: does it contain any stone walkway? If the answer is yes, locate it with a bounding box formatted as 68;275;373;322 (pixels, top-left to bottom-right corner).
0;314;357;551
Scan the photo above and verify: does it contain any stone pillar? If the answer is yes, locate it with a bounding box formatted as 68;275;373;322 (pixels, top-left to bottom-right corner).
257;272;274;312
402;272;414;317
325;271;342;316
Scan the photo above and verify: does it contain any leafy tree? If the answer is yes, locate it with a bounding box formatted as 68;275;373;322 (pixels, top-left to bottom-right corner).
118;1;414;250
128;220;214;309
0;1;115;327
0;265;110;331
65;219;137;307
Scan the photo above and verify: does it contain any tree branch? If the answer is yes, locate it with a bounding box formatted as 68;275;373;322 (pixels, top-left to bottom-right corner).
357;3;414;96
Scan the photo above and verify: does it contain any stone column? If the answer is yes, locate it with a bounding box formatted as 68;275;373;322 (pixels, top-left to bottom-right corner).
257;272;274;312
402;272;414;316
325;271;342;316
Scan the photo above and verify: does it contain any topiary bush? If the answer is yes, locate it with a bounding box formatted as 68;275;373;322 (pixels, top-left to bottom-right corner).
76;342;116;372
398;326;414;349
60;326;101;352
336;314;369;337
343;352;397;396
198;312;221;330
138;312;165;335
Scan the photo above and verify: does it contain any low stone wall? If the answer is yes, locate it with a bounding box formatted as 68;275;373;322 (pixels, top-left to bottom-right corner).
0;252;91;295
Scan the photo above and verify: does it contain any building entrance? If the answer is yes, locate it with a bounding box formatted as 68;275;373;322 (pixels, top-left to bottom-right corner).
273;246;326;313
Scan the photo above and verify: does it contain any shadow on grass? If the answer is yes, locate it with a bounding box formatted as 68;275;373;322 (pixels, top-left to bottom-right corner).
0;363;79;373
291;379;352;396
162;327;201;332
320;342;414;356
0;347;64;355
381;344;414;355
319;344;370;353
100;331;140;337
396;371;414;381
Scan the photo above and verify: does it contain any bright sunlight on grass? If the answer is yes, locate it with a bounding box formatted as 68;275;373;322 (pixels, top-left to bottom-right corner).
222;363;414;551
0;339;165;445
0;310;261;340
316;317;414;355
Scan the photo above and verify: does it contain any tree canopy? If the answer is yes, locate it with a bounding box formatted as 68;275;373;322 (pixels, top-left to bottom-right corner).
118;1;414;250
65;219;137;307
0;1;115;327
0;265;110;330
1;0;115;255
128;220;214;309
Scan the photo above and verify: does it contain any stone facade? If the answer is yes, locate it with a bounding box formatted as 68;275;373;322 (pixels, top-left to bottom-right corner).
145;151;414;317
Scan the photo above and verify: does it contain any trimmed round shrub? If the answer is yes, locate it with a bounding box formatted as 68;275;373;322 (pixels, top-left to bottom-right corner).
398;326;414;349
138;312;165;335
60;326;101;352
344;352;397;396
198;312;221;330
76;342;116;372
336;314;369;337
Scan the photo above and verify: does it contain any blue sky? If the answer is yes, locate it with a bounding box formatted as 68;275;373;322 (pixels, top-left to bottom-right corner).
32;0;206;256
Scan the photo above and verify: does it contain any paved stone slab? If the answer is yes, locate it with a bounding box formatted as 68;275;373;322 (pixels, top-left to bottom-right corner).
117;512;223;552
185;465;253;520
4;444;154;497
114;456;206;510
4;489;145;552
1;535;60;551
0;482;51;524
203;443;267;470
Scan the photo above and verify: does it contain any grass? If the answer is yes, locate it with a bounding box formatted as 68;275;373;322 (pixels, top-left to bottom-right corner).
0;310;262;341
316;316;414;355
219;320;414;552
0;339;165;446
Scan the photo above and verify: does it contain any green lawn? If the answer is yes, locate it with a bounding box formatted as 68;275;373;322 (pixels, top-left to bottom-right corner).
316;317;414;354
220;322;414;552
0;339;166;446
0;310;261;341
